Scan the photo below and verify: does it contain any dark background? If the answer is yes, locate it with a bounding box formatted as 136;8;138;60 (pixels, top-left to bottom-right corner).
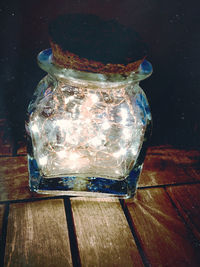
0;0;199;149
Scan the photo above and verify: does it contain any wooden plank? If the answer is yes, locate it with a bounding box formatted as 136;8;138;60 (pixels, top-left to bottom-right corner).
0;204;6;266
0;118;13;156
139;146;200;187
167;184;200;241
0;204;5;237
4;199;72;267
0;156;46;201
126;188;200;266
71;197;143;267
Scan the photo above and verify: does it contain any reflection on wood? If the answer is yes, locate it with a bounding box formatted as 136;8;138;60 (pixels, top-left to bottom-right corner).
167;184;200;242
139;146;200;186
126;188;200;266
71;197;143;267
4;199;72;267
17;141;27;155
0;156;45;201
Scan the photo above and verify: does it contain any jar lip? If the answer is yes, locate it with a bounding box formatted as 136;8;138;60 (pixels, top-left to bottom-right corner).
37;49;152;86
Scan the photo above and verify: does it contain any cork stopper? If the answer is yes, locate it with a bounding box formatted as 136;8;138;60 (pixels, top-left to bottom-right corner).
48;14;148;74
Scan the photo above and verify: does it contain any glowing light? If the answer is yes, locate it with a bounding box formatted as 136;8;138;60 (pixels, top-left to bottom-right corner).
90;137;102;147
113;148;126;158
29;80;145;179
120;108;128;125
69;152;80;161
121;108;128;119
70;164;77;170
123;128;132;140
85;118;91;124
39;156;48;166
55;119;68;129
31;124;39;133
90;94;99;103
131;147;138;156
57;150;67;158
102;120;110;130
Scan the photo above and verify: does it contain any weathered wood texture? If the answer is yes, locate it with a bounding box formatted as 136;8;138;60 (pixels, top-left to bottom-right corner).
126;188;200;266
4;199;72;267
0;204;6;267
0;119;13;156
0;156;46;201
139;146;200;187
0;204;5;237
167;184;200;242
71;197;143;267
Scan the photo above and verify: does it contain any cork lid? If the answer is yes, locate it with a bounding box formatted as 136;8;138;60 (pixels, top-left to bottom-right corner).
48;14;148;74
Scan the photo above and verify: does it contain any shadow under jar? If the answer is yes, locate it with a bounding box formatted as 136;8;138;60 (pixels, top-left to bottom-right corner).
26;49;152;198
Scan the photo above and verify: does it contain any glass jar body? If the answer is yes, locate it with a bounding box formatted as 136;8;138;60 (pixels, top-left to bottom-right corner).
26;50;152;198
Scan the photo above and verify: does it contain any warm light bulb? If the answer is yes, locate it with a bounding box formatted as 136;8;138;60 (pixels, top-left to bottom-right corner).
39;155;48;166
91;94;99;103
90;137;102;147
102;120;110;130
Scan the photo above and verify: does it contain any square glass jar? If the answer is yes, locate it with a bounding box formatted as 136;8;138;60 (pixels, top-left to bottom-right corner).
26;49;152;198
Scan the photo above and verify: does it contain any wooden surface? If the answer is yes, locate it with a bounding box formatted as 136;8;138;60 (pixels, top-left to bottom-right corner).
167;184;200;241
0;132;200;266
71;198;143;267
140;146;200;186
125;188;200;266
4;199;72;267
0;204;5;239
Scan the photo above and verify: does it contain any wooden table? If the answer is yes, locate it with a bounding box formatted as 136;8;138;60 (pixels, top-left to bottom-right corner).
0;118;200;266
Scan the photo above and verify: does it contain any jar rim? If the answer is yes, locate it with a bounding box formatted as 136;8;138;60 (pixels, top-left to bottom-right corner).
37;49;152;87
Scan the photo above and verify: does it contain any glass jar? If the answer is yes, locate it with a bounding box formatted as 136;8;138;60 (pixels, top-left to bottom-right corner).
26;48;152;198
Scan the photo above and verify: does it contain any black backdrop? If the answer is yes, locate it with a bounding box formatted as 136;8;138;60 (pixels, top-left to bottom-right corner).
0;0;199;149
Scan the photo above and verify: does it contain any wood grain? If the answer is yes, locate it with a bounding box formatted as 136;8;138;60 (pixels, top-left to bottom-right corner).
126;188;200;266
4;199;72;267
71;197;143;267
0;118;13;156
139;146;200;187
0;156;46;201
0;204;5;238
167;184;200;241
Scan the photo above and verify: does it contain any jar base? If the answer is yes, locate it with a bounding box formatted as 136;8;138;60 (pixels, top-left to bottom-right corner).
28;156;142;199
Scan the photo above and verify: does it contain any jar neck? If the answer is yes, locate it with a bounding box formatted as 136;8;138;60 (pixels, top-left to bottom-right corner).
38;49;153;89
